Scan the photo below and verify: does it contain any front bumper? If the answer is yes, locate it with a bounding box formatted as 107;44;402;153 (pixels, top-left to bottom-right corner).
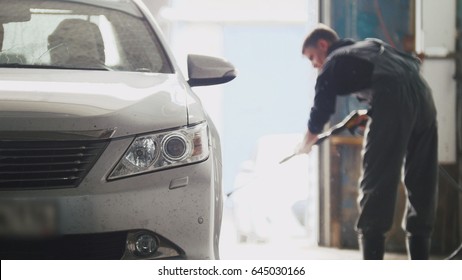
0;137;223;260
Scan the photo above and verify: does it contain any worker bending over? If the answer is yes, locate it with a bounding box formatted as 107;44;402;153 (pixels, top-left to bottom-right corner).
297;24;438;260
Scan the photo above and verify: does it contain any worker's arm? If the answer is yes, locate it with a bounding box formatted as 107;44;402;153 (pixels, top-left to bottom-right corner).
300;55;374;154
307;66;337;134
309;55;374;134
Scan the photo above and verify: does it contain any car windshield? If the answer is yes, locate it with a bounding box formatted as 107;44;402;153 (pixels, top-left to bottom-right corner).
0;0;173;73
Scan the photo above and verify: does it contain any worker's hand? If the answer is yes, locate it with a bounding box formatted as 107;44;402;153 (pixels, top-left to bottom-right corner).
348;113;369;136
354;114;369;128
295;130;319;155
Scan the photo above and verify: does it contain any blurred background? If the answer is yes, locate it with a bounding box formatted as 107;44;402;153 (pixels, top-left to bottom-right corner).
142;0;461;259
143;0;322;259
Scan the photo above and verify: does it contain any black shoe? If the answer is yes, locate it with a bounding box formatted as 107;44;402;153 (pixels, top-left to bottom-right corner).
359;234;385;260
406;236;431;260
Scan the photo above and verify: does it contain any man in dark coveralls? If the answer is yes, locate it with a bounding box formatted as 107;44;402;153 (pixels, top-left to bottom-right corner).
296;24;438;260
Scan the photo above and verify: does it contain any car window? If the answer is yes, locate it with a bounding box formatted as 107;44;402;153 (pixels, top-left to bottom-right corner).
0;0;173;73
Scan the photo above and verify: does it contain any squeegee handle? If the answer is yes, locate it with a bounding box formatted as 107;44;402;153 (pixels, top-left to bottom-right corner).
279;110;369;165
314;109;369;145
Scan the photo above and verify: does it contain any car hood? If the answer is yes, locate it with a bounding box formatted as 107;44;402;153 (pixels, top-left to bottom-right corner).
0;69;196;139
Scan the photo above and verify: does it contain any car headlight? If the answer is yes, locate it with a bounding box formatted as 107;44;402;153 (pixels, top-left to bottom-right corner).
108;122;209;180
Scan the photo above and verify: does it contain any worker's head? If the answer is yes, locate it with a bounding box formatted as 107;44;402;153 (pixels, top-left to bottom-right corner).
302;24;339;68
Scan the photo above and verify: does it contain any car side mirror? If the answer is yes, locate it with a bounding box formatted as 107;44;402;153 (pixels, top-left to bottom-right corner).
187;54;237;87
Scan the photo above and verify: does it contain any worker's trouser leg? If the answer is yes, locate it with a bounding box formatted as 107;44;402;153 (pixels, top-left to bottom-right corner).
356;78;437;260
356;85;410;258
403;115;438;260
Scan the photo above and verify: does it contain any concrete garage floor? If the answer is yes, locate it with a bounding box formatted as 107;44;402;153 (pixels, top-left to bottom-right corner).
219;207;408;260
218;152;449;261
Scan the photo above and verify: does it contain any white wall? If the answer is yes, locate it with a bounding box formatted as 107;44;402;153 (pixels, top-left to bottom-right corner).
417;0;457;163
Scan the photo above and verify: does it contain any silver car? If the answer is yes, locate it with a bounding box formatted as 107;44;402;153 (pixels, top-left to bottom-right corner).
0;0;236;259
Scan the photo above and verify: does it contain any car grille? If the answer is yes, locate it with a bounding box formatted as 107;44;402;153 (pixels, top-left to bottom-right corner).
0;231;127;260
0;140;109;190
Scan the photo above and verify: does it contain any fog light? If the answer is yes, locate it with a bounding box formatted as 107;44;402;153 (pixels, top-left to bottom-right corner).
135;234;159;257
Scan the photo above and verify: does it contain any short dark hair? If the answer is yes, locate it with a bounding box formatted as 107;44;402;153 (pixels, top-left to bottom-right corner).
301;24;339;53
